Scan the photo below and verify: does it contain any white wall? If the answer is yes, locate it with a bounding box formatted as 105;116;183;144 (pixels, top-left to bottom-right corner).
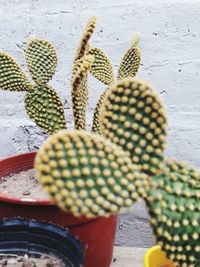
0;0;200;247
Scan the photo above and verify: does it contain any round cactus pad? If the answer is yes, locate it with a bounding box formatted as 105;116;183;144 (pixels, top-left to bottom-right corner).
35;130;149;218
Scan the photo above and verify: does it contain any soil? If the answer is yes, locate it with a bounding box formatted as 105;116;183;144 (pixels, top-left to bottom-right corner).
0;253;64;267
0;169;50;200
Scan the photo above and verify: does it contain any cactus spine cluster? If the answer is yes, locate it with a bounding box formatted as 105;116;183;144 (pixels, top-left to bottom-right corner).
35;130;149;218
0;37;66;134
91;33;141;135
147;160;200;267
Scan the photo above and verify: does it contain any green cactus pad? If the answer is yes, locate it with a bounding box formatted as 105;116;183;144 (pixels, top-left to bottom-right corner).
117;33;141;80
88;48;114;85
100;78;167;175
147;160;200;267
35;130;149;218
25;37;57;85
74;16;97;63
0;52;31;91
71;55;94;130
25;85;66;135
92;88;109;134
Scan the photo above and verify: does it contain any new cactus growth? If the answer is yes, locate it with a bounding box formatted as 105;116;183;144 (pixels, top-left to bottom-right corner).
100;78;167;176
117;33;141;80
73;16;97;64
91;88;109;134
35;129;149;218
87;48;114;85
0;37;66;134
71;55;94;130
87;47;114;134
91;32;141;134
71;17;97;130
147;160;200;267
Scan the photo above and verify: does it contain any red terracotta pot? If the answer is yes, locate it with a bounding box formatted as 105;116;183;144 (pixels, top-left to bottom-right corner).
0;152;117;267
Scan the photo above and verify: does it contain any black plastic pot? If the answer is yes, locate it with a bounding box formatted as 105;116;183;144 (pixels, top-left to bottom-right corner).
0;218;84;266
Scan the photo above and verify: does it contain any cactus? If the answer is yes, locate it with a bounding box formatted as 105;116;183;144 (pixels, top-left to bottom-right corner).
146;159;200;267
35;129;149;218
73;16;97;64
91;33;141;134
25;36;57;85
0;37;66;134
71;17;97;130
92;88;109;134
25;85;66;135
87;48;114;85
0;52;31;91
87;48;114;133
89;48;114;134
100;78;167;176
117;32;141;80
71;55;94;130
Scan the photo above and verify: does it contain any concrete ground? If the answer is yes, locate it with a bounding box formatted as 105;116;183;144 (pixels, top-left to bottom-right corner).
111;247;147;267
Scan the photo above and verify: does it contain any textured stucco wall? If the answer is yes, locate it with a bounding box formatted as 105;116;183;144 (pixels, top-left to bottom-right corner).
0;0;200;248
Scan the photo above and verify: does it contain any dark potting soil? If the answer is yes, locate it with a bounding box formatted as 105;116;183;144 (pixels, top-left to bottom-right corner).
0;169;50;200
0;253;64;267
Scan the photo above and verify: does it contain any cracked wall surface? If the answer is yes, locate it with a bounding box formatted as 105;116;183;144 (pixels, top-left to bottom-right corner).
0;0;200;248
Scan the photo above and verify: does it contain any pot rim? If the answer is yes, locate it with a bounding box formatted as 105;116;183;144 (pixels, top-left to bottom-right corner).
0;152;54;206
0;151;106;225
0;217;84;266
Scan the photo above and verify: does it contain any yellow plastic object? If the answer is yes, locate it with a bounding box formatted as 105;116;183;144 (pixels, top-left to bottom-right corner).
144;245;175;267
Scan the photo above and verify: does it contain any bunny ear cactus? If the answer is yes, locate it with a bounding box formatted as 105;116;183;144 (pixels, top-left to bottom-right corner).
0;52;31;91
35;130;149;218
91;33;141;135
73;16;97;65
24;36;66;134
117;32;141;80
25;36;57;85
92;88;109;134
89;48;114;134
147;160;200;267
71;55;94;130
87;48;114;85
0;37;67;135
100;78;167;176
25;85;66;135
71;17;97;130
